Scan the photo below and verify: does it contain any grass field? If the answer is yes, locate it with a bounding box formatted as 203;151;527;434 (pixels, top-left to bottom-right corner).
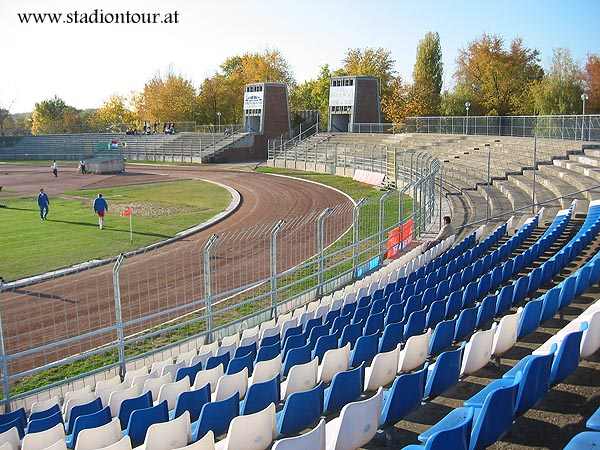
0;180;231;280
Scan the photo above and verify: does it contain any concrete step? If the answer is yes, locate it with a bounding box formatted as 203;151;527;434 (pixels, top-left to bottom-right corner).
538;165;600;202
508;173;561;218
495;179;533;211
553;159;600;183
570;154;600;167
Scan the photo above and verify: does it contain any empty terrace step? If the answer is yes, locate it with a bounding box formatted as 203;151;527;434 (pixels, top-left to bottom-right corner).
494;179;534;212
507;173;561;220
538;164;600;202
478;183;514;219
553;158;600;182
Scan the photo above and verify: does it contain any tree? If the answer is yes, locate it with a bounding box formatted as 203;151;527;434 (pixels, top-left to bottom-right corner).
412;32;443;115
196;49;294;125
585;54;600;113
90;95;137;131
531;48;583;115
30;96;83;134
454;34;543;115
341;47;396;97
134;71;198;123
289;65;332;129
380;76;413;123
0;108;9;136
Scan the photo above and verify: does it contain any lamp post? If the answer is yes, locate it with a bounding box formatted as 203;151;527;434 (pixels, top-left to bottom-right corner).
581;93;589;141
217;112;222;134
465;102;471;135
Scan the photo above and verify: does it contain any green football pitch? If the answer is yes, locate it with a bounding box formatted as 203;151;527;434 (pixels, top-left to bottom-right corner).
0;180;232;281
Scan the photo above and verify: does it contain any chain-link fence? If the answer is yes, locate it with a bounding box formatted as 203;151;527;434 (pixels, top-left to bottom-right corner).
405;115;600;141
0;145;440;410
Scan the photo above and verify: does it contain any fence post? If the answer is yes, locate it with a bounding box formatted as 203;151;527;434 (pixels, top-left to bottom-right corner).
112;254;127;379
316;208;332;296
532;135;538;214
352;199;366;280
485;143;491;223
379;190;393;258
202;234;219;342
0;281;11;412
269;220;284;320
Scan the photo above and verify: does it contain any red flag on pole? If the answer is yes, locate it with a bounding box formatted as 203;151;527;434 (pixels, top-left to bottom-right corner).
121;207;133;217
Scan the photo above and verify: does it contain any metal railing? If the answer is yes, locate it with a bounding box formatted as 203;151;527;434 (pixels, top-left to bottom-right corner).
0;148;440;411
406;115;600;141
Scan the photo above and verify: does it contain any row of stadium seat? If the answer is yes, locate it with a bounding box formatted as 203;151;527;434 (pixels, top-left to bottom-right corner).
6;200;599;450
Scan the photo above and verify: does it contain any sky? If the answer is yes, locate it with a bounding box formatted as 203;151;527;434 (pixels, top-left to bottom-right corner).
1;0;599;113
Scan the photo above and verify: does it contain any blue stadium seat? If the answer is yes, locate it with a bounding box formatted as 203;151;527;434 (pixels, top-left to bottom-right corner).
435;279;449;302
404;309;427;341
176;359;204;382
429;318;456;356
29;404;61;422
405;408;473;450
119;391;153;430
403;296;422;320
445;291;463;319
282;334;306;359
0;408;26;436
559;276;577;309
369;298;386;315
259;334;280;349
495;284;513;317
0;417;24;439
461;266;473;287
387;291;402;306
462;282;478;309
282;326;302;347
426;300;446;330
379;322;404;353
421;373;521;450
517;298;543;338
454;307;477;342
477;273;492;300
65;406;111;449
170;383;211;422
206;352;229;371
255;341;281;363
330;314;351;339
350;333;379;367
241;374;280;415
276;382;324;436
422;287;436;308
385;303;404;326
380;365;428;428
563;431;600;450
27;411;63;434
339;323;363;350
550;325;585;385
303;317;323;336
124;400;169;447
325;308;341;326
313;334;338;363
475;295;495;329
540;287;561;323
282;343;312;377
587;406;600;431
67;398;102;434
227;352;254;376
528;267;544;294
513;276;530;305
192;392;239;440
364;312;385;336
234;341;257;359
424;345;463;399
323;364;364;414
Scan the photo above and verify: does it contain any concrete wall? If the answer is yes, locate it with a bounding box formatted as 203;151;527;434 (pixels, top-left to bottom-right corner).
263;84;291;139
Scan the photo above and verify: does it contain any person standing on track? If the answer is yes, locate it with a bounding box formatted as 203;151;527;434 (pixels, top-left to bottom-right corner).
51;160;58;177
37;188;50;221
93;193;108;229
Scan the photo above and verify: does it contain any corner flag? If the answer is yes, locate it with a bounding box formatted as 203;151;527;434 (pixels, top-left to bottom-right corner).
121;207;133;242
